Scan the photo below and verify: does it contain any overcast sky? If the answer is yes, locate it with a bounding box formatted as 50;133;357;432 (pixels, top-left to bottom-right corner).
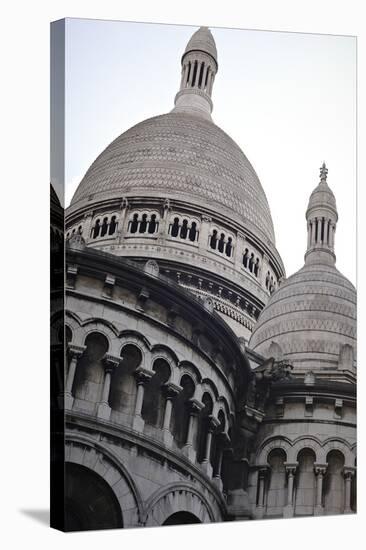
64;18;356;285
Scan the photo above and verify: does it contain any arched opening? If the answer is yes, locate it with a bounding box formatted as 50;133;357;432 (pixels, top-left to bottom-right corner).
218;233;225;253
170;217;180;238
139;213;148;233
204;67;210;90
243;249;248;268
189;221;197;242
254;258;260;277
249;253;255;272
324;450;345;515
109;215;117;235
100;217;109;237
210;230;218;250
109;344;142;416
180;219;188;239
92;219;101;239
148;214;157;234
294;448;316;516
198;62;204;88
196;392;214;463
186;62;191;86
192;60;198;87
72;332;109;406
163;511;201;525
141;358;170;426
130;213;139;233
265;448;286;517
65;463;123;531
171;374;195;448
225;237;232;257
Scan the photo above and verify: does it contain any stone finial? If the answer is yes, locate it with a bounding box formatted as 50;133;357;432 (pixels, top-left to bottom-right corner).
320;161;328;183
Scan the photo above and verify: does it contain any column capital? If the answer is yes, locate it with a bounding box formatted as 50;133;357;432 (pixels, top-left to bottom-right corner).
314;463;327;476
102;353;122;372
68;344;86;358
343;466;356;479
162;382;182;399
207;415;221;432
187;398;204;415
284;462;298;475
257;464;270;477
134;366;154;385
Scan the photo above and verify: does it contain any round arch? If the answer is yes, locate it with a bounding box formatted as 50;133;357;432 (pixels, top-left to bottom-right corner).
65;435;143;528
144;483;220;526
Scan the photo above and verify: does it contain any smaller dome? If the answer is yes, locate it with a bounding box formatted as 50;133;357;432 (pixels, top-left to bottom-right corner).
306;183;337;217
184;27;218;63
249;260;356;371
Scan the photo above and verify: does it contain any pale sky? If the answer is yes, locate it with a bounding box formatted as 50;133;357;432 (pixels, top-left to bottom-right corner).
64;18;356;285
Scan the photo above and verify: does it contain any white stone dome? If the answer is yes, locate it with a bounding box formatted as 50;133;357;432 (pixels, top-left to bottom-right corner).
249;261;356;370
70;111;276;244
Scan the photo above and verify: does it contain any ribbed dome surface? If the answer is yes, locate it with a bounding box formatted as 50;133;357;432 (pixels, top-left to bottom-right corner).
184;26;218;62
249;262;356;369
71;112;276;243
307;182;337;216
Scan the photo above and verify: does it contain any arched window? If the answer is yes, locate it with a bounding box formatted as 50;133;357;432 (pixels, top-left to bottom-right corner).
324;450;345;515
186;62;191;86
139;213;148;234
218;233;225;253
170;217;180;238
197;392;214;463
204;67;210;90
192;60;198;87
141;358;170;427
265;449;287;517
254;258;260;277
100;217;109;237
171;374;195;448
249;253;255;272
189;222;197;242
180;219;189;239
109;345;142;417
265;271;270;289
93;220;101;238
294;449;316;516
72;332;109;405
198;62;204;88
148;214;158;234
210;230;218;250
225;237;233;257
243;249;249;268
129;213;139;234
109;215;117;235
78;225;83;235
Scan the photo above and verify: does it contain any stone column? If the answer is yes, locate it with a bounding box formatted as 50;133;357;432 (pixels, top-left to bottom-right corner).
198;215;212;252
183;398;204;462
63;344;86;410
131;366;154;432
283;462;298;518
343;466;356;513
314;463;327;515
255;465;269;519
117;199;130;243
201;415;220;477
202;64;209;92
161;382;182;446
96;354;121;420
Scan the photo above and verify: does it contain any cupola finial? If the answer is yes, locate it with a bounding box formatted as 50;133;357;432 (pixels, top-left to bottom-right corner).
305;162;338;266
172;27;218;121
320;161;328;183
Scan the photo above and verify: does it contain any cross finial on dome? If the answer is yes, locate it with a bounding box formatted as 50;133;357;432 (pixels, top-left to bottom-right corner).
320;161;328;183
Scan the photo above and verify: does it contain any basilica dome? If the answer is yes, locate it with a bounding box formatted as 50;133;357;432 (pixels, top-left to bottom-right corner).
249;164;356;372
70;111;275;244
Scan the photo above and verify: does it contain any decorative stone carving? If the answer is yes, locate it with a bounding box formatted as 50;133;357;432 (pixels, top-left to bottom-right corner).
144;259;159;277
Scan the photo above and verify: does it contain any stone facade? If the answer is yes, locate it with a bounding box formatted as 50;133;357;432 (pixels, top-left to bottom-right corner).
56;26;356;531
